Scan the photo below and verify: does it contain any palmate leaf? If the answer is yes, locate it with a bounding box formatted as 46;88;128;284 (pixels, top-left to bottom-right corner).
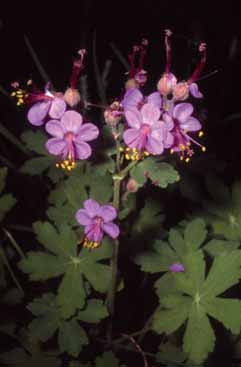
152;250;241;364
27;293;108;357
203;239;240;257
130;156;179;189
135;219;207;275
95;351;126;367
19;222;112;318
156;342;187;364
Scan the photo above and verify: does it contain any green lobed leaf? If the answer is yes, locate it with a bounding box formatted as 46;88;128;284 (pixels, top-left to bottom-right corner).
203;239;240;257
201;250;241;297
18;252;66;280
82;262;111;293
157;342;187;364
21;130;48;155
131;157;179;189
58;319;88;357
29;312;60;342
78;299;108;323
27;293;56;316
184;218;207;251
204;297;241;334
152;295;191;334
57;268;85;319
20;157;52;175
132;199;164;236
183;303;215;364
95;351;123;367
0;347;61;367
168;228;186;256
0;194;16;221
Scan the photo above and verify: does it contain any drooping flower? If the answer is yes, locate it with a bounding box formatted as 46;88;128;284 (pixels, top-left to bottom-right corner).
45;110;99;170
157;30;177;95
27;88;66;126
64;49;86;107
173;42;206;101
121;88;162;112
76;199;120;248
169;263;185;272
125;39;148;90
165;102;205;162
123;103;168;159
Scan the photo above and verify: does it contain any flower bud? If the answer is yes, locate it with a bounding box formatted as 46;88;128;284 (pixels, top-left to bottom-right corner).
125;78;139;90
104;101;122;127
64;88;81;107
173;81;189;101
126;178;138;193
157;73;177;95
134;69;148;86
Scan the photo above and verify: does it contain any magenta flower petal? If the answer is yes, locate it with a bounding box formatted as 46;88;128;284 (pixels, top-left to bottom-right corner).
173;103;193;123
123;128;141;149
164;131;174;148
169;263;185;272
76;123;99;142
45;138;66;155
84;199;100;217
99;205;117;222
85;224;104;242
162;113;174;130
146;92;162;109
141;103;161;125
75;209;92;225
125;109;142;129
146;136;164;155
75;141;91;160
61;111;83;134
49;98;66;119
189;83;203;99
27;101;51;126
181;117;201;132
102;222;120;239
121;88;143;110
45;120;65;138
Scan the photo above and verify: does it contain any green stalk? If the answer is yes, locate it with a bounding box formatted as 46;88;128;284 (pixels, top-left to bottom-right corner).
0;247;24;295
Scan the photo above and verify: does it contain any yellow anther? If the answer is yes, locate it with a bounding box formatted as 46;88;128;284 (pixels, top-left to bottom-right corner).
125;154;130;160
126;147;130;151
199;131;204;137
55;163;60;168
144;151;149;156
19;98;24;104
11;92;16;96
202;146;206;152
180;156;184;161
185;157;190;163
119;147;124;151
132;148;137;152
170;149;174;154
27;79;32;86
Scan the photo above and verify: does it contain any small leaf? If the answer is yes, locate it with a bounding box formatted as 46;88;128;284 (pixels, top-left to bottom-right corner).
184;218;207;251
57;268;85;319
20;157;52;175
21;130;47;155
204;239;240;257
29;312;59;342
183;304;215;364
0;194;16;221
201;250;241;297
78;299;108;323
58;319;88;357
95;351;121;367
19;252;66;280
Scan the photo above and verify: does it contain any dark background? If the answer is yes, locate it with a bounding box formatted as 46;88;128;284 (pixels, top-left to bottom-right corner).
1;1;241;364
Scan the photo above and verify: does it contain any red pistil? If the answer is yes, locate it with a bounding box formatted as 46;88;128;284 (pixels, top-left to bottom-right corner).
188;42;207;84
164;29;172;74
70;49;86;89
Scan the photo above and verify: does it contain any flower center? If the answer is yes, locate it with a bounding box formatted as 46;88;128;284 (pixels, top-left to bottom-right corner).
56;132;76;171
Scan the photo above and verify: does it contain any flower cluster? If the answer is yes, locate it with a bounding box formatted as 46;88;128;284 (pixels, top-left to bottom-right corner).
119;30;206;162
12;50;99;170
